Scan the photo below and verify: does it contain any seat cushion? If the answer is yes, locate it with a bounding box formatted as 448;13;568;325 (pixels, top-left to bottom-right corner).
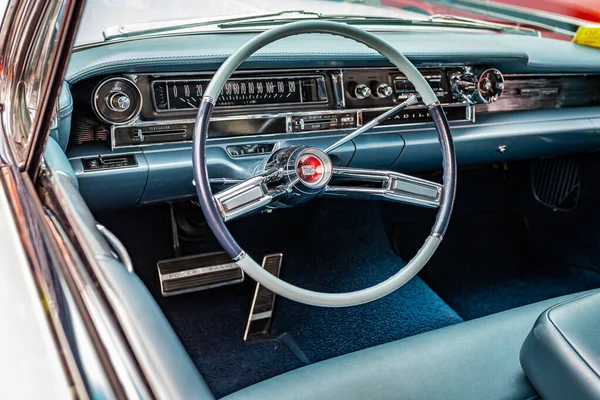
223;290;596;400
520;290;600;400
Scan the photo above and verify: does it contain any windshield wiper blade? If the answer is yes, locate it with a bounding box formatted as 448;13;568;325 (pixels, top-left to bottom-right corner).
102;10;325;41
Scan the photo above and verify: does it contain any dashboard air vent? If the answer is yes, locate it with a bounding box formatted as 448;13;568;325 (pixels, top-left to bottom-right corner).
70;115;109;145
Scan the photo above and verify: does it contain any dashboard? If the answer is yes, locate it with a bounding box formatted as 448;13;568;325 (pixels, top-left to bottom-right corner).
76;66;479;151
58;30;600;211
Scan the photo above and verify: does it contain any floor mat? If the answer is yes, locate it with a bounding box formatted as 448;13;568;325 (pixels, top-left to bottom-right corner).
97;201;463;398
393;209;600;320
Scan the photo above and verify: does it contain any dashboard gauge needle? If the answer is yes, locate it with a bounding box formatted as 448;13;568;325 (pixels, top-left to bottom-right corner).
323;95;418;154
180;98;197;108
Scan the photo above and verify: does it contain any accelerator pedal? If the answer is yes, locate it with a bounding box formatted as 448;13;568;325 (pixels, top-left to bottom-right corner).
157;251;243;296
243;253;283;341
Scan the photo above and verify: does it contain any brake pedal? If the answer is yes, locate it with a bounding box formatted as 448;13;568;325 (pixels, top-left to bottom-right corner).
243;253;283;341
157;251;244;296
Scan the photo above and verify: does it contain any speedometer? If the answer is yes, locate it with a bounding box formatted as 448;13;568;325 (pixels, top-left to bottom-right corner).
152;75;328;111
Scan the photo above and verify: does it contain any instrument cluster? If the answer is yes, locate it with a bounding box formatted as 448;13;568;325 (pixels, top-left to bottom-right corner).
87;67;510;149
152;75;328;111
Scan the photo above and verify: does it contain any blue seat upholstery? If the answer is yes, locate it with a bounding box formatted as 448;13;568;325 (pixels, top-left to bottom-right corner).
521;290;600;400
224;290;597;400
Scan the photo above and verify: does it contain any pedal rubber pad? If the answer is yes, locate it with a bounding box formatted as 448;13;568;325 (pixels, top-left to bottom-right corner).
157;251;243;296
244;253;283;341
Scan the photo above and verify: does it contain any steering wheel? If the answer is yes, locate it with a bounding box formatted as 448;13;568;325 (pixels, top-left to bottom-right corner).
193;20;456;307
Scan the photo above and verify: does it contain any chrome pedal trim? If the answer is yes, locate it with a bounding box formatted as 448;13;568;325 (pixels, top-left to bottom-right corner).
243;253;283;341
157;251;244;296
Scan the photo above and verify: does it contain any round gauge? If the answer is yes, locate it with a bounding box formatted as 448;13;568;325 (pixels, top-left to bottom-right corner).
93;77;142;125
476;68;504;103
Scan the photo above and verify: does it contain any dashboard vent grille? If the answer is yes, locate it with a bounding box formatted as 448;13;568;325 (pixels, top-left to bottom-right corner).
70;115;109;145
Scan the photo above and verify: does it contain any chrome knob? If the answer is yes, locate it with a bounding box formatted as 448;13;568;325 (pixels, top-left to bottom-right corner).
108;92;131;112
355;84;371;99
376;83;393;98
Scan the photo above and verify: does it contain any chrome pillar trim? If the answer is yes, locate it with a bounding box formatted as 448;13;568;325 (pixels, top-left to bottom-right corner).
96;223;134;273
0;166;115;399
0;0;86;176
323;95;418;153
325;167;442;208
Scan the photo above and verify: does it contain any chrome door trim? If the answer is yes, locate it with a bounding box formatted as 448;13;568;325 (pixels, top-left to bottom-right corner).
0;165;116;399
41;168;153;399
0;0;86;176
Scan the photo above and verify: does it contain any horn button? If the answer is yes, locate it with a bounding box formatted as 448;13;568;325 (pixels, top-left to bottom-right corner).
265;146;333;205
297;154;325;185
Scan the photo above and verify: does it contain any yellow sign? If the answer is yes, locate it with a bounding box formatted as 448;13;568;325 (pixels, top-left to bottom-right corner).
572;26;600;49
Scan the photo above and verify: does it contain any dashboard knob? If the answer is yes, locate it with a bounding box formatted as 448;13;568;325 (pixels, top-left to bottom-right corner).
354;84;372;99
376;83;393;98
108;92;131;112
451;67;504;104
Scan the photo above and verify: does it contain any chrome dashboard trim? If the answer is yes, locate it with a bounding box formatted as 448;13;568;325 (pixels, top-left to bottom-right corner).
150;74;329;113
109;103;475;152
109;103;473;150
331;69;346;108
502;73;600;77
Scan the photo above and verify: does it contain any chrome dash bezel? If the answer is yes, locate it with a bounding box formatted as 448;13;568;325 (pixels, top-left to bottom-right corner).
150;74;329;113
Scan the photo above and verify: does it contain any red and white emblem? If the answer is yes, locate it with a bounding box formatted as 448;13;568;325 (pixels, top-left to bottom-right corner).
296;154;324;184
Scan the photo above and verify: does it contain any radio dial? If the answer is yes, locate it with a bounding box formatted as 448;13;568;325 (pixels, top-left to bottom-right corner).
376;83;393;98
355;84;372;99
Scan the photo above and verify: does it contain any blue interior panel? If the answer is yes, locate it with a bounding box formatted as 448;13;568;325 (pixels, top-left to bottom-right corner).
349;132;405;170
71;150;149;210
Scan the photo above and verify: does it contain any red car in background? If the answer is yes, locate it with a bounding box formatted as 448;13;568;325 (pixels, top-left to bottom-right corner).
382;0;599;40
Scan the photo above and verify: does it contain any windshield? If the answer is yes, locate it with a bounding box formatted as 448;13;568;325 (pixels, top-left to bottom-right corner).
76;0;599;46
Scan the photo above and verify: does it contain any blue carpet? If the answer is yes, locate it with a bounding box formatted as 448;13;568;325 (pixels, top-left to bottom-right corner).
97;201;463;398
393;209;600;320
231;200;464;364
